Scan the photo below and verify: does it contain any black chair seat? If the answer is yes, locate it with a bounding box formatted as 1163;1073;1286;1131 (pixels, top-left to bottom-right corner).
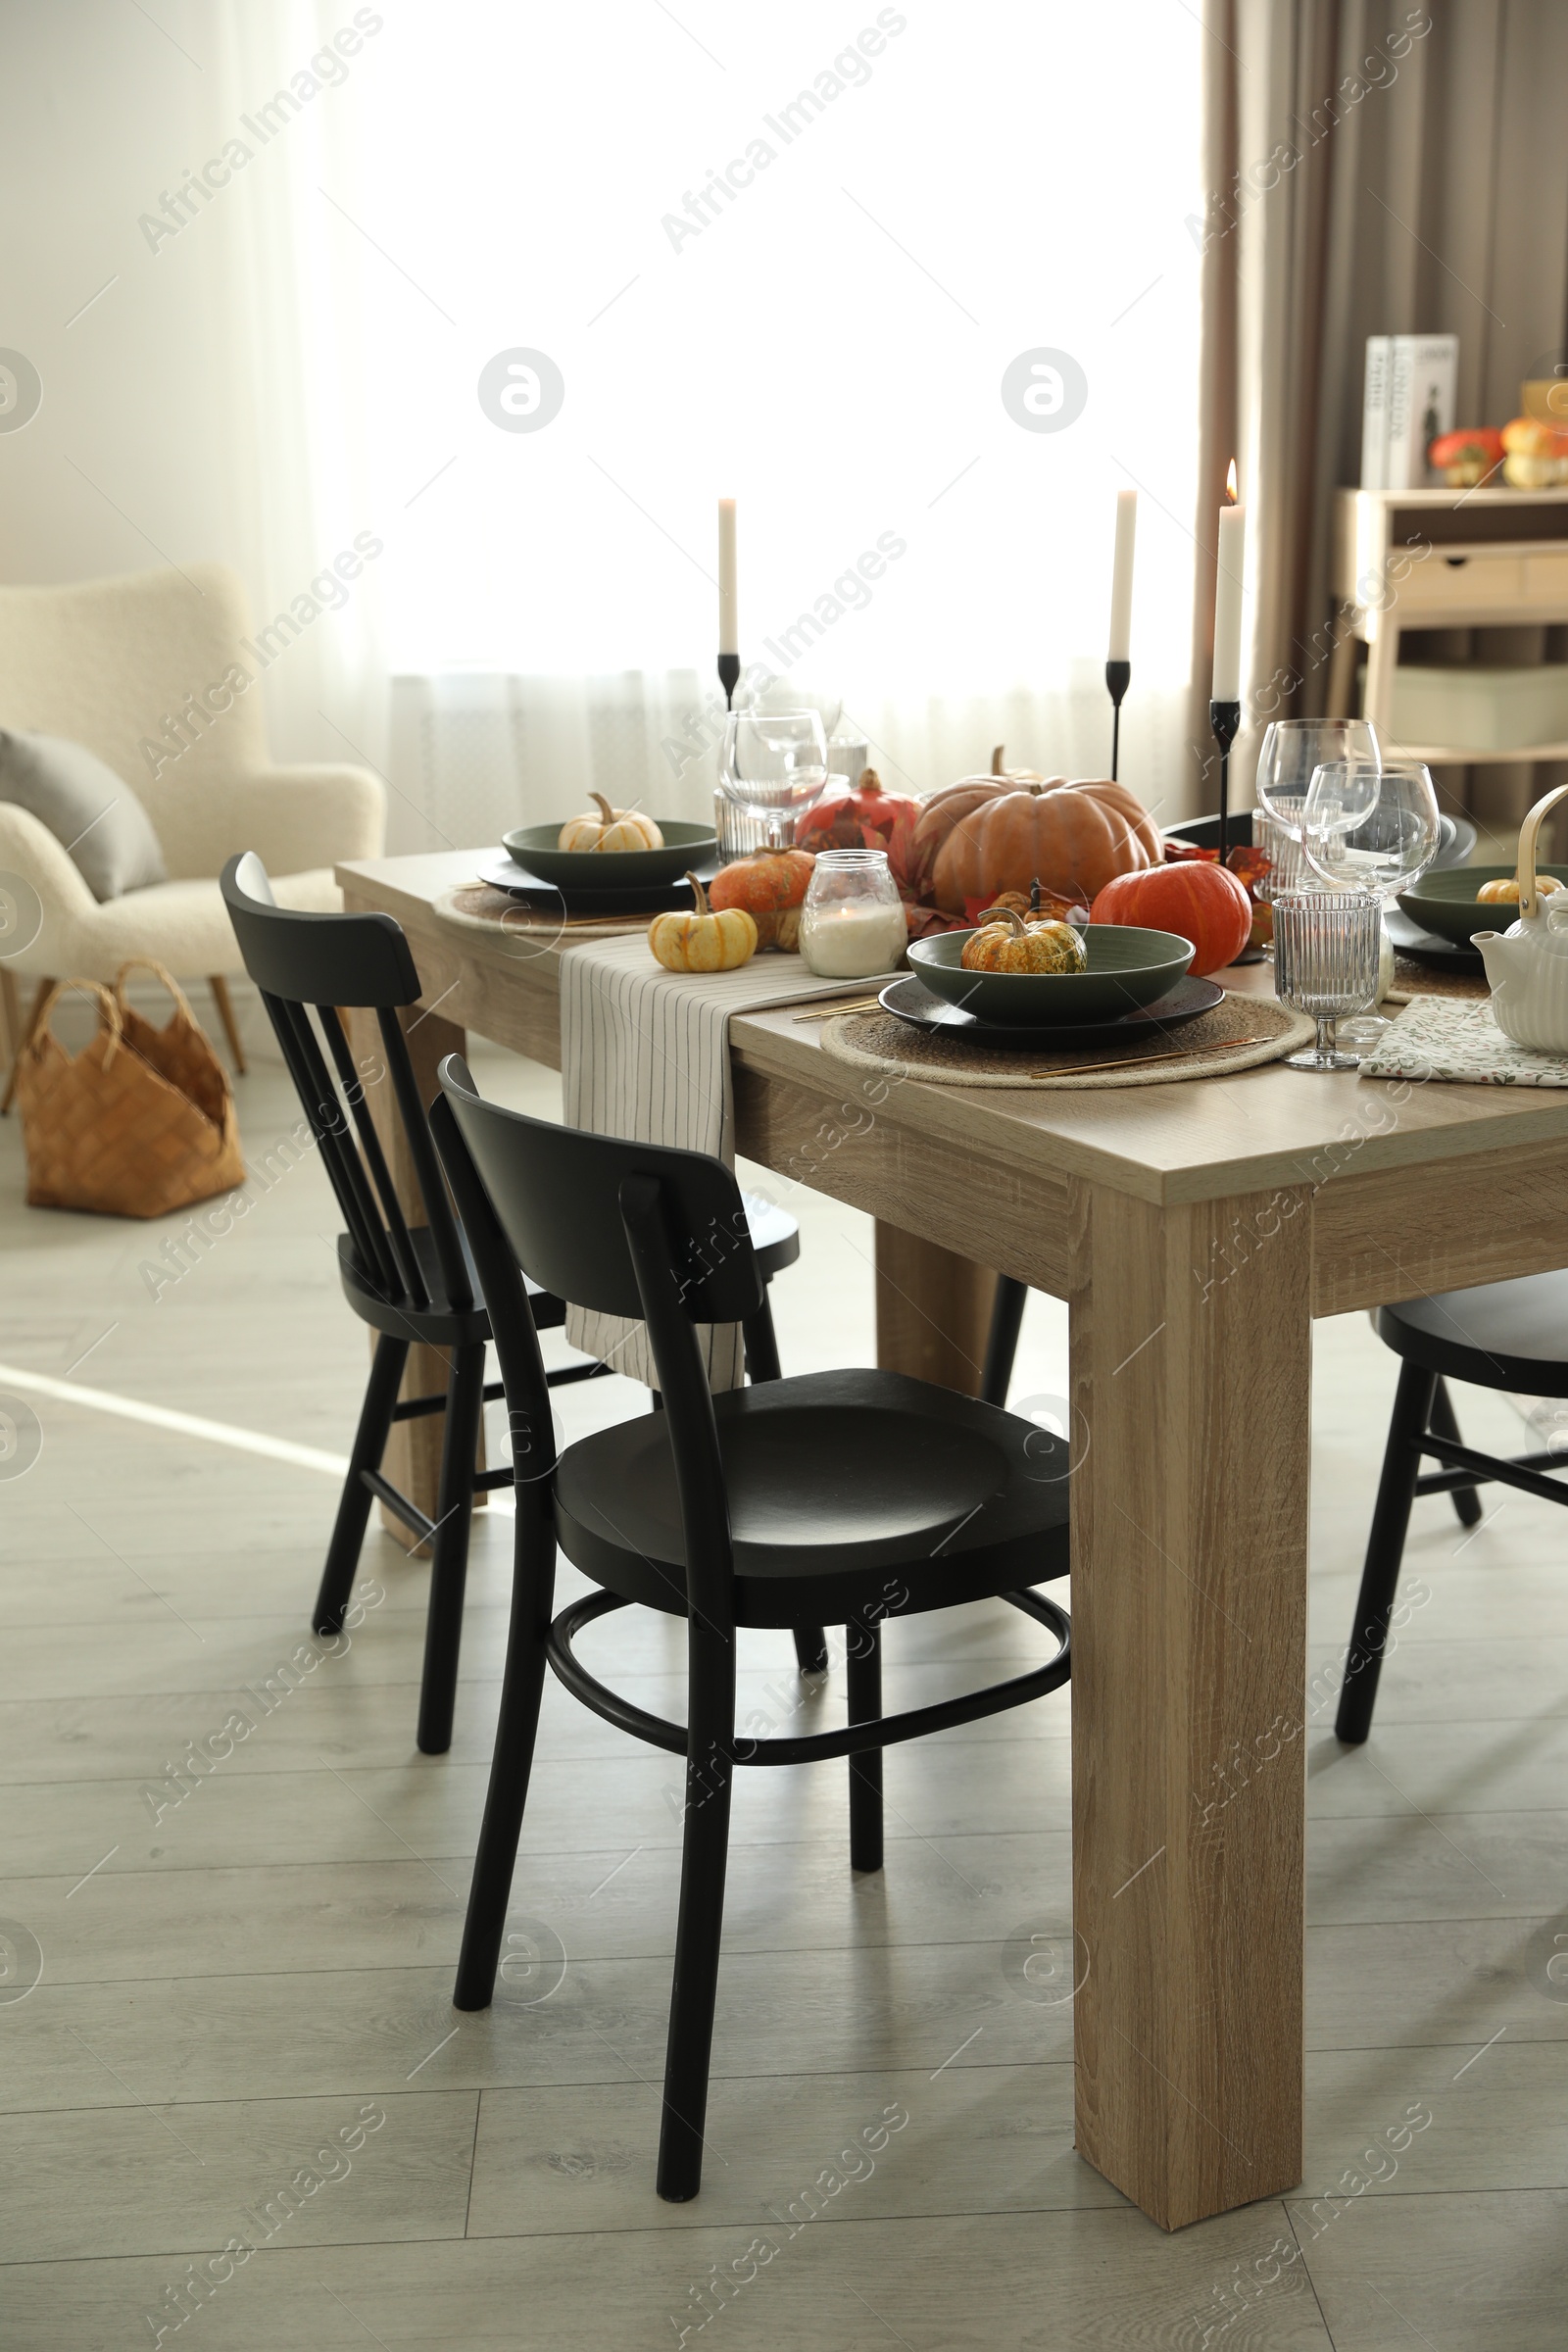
1378;1274;1568;1395
554;1367;1068;1624
335;1224;569;1347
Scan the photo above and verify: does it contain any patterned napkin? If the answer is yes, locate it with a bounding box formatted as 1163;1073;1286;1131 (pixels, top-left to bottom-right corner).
1356;993;1568;1087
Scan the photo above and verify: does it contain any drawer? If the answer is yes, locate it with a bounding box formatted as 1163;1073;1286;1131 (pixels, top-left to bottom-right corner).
1385;547;1568;618
1395;553;1529;613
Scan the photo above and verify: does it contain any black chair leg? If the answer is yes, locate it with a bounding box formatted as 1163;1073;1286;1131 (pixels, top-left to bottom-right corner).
314;1333;409;1637
793;1626;829;1673
848;1622;884;1873
981;1275;1028;1408
657;1618;735;2203
1336;1361;1437;1745
416;1343;487;1756
1430;1376;1483;1527
454;1501;557;2011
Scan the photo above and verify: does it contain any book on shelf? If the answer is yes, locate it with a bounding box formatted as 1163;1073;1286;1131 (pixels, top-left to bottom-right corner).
1360;333;1458;489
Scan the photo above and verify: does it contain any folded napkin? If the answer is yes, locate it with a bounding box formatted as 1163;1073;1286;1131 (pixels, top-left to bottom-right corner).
560;935;896;1387
1356;993;1568;1087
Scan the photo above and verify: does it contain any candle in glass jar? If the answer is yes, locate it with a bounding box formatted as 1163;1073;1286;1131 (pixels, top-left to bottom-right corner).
799;901;906;978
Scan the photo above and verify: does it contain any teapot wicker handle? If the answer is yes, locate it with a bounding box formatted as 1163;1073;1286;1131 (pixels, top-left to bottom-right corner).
1517;783;1568;920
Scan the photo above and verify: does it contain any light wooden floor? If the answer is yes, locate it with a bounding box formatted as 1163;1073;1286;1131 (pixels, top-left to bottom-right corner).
1;1015;1566;2348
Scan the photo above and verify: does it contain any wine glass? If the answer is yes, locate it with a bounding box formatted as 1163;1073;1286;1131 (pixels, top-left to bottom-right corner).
1254;717;1382;863
1299;758;1443;896
718;710;829;850
1298;758;1441;1060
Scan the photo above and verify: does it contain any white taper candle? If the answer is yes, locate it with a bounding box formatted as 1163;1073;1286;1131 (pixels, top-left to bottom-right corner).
1108;489;1137;661
717;498;738;656
1211;496;1246;702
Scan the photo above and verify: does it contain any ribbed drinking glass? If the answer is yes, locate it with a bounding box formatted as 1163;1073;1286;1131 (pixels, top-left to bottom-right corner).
1273;888;1383;1071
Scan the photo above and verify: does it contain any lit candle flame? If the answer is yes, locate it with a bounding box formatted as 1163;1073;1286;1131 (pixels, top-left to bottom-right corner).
1223;459;1238;505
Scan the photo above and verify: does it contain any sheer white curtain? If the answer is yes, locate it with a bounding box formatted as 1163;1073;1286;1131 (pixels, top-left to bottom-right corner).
236;0;1206;845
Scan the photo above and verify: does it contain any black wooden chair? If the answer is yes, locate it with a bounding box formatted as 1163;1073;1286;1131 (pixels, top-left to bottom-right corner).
1335;1279;1568;1743
430;1053;1072;2202
220;854;813;1750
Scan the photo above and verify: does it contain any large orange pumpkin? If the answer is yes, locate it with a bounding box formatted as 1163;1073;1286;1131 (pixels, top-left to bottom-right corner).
1090;860;1251;976
928;779;1158;912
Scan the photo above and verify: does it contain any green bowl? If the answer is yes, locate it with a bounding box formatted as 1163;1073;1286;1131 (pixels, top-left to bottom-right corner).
1396;862;1568;946
502;818;718;892
907;923;1195;1026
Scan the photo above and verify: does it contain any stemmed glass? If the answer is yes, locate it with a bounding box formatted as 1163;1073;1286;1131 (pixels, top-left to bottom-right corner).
1301;756;1443;1057
1299;758;1443;897
1273;889;1385;1071
1254;717;1382;898
718;710;829;851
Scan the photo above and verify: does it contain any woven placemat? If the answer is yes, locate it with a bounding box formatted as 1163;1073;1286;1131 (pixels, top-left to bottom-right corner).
1385;952;1490;1005
433;882;648;944
817;990;1316;1088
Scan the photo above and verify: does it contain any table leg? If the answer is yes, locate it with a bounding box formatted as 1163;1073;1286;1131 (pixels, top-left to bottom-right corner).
1068;1177;1312;2229
874;1222;997;1396
347;1002;484;1545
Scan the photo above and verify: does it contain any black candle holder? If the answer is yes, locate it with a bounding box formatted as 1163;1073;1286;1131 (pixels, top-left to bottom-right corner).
1208;697;1241;866
1105;660;1130;782
717;652;740;710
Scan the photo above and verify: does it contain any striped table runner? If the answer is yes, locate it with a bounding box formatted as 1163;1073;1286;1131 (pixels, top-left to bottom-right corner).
560;935;893;1388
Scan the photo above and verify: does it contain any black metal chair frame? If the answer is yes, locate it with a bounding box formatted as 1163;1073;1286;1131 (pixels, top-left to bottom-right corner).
430;1055;1071;2203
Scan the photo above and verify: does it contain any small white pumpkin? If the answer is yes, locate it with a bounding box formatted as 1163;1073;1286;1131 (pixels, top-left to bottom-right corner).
558;792;664;854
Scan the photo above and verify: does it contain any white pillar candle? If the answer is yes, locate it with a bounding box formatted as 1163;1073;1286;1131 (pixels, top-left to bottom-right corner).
798;901;906;979
1108;489;1137;661
1212;489;1246;702
717;498;738;655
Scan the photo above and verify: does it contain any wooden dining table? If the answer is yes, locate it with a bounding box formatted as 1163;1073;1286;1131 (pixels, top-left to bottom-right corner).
338;848;1568;2232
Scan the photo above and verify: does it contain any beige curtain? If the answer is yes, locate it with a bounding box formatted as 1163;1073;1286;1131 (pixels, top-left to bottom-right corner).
1194;0;1568;818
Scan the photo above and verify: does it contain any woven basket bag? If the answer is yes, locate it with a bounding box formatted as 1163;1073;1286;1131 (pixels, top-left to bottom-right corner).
15;959;245;1217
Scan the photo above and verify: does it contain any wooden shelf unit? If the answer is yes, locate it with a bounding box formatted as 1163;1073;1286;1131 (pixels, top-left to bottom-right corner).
1331;486;1568;771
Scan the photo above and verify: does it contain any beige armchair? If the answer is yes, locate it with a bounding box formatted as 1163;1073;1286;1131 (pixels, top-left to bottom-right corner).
0;562;383;1088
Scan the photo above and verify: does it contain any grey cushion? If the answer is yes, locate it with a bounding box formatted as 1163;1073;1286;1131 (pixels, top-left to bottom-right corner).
0;729;168;901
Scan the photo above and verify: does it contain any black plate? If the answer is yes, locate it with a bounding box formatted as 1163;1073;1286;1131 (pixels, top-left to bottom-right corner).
1385;904;1484;971
877;970;1225;1049
476;848;722;915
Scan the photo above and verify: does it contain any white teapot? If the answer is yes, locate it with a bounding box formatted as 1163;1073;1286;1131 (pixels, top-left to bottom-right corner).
1474;781;1568;1051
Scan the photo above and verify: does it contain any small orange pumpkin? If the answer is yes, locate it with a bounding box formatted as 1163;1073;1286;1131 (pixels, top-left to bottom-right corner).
1476;873;1564;904
709;847;815;949
1090;860;1251;975
648;874;757;972
961;906;1087;974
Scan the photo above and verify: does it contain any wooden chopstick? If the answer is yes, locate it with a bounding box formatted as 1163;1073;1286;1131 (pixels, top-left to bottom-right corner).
792;995;886;1021
1017;1034;1273;1079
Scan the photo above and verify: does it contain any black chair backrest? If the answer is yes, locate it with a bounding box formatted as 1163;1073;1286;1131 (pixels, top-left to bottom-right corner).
432;1054;762;1617
220;852;470;1313
433;1054;762;1328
